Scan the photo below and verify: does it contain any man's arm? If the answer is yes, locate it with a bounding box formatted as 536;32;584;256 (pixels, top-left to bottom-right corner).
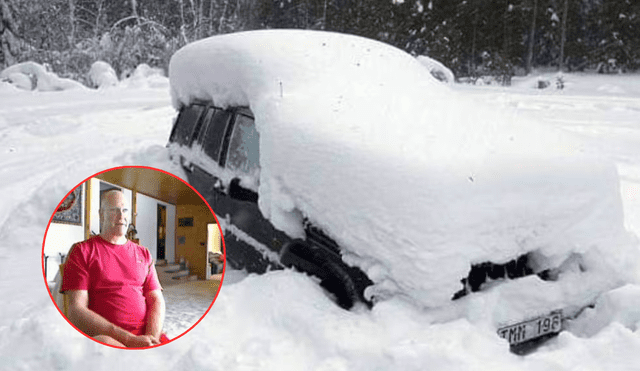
67;290;159;347
144;289;166;339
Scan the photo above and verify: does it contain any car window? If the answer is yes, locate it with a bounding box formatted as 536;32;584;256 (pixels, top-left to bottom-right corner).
226;113;260;176
200;108;232;163
195;107;214;145
171;104;205;145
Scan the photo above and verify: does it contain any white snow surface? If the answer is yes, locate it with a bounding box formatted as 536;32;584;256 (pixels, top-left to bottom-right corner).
1;33;640;369
0;62;86;91
169;30;640;313
120;64;169;90
3;72;33;90
88;61;118;89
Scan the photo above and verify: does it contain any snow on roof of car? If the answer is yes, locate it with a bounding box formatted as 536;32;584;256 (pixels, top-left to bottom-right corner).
416;55;455;84
169;30;639;310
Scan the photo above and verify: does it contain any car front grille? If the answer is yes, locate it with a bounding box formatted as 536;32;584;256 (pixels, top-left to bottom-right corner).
452;252;555;300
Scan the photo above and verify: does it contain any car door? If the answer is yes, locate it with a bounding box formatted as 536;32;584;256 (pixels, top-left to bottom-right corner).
184;106;288;272
215;110;292;272
186;106;232;201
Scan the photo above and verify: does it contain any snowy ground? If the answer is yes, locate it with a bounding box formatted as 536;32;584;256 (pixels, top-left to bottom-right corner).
1;72;640;370
459;72;640;239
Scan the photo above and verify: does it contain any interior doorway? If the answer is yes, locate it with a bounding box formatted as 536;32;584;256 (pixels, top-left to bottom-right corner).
157;204;166;260
207;223;222;279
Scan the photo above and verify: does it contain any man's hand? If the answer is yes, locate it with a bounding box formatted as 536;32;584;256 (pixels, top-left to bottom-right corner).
67;290;162;348
125;334;160;348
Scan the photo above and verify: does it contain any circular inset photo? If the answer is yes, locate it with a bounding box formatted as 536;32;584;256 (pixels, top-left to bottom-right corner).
42;166;225;349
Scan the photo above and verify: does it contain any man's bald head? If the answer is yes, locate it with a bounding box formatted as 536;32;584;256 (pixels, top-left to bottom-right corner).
99;190;129;239
100;189;126;212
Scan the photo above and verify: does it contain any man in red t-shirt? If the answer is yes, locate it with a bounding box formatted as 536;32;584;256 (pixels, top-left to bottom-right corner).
61;189;168;348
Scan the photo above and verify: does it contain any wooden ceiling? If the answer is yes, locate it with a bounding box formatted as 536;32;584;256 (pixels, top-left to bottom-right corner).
96;168;207;206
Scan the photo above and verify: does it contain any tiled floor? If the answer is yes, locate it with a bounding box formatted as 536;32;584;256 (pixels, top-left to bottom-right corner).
155;264;222;338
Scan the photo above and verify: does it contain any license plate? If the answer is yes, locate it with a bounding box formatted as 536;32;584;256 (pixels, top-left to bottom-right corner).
497;310;562;345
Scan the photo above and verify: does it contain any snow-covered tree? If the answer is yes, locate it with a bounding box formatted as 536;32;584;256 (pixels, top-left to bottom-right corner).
0;0;20;68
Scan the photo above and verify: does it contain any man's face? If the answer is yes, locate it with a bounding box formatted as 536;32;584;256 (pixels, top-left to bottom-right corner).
101;192;129;237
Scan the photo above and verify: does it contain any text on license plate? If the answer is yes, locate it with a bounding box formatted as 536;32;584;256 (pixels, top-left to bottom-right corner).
497;311;562;345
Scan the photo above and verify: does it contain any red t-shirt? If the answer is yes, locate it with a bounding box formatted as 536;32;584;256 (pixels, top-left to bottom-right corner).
61;235;162;335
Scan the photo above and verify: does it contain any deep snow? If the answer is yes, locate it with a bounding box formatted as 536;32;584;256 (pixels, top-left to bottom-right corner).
0;58;639;369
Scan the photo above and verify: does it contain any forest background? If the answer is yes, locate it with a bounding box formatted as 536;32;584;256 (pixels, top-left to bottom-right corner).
0;0;638;86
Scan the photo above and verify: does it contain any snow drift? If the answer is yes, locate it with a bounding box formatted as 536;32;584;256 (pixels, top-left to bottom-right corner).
0;62;86;91
169;30;640;321
120;64;169;89
88;61;118;89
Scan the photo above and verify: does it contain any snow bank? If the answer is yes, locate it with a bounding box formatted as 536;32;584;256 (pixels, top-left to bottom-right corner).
509;71;640;97
120;64;169;89
416;55;455;83
87;61;168;90
0;62;86;91
510;73;567;90
0;79;22;93
169;30;640;318
88;61;118;89
567;284;640;337
2;72;33;90
5;263;640;370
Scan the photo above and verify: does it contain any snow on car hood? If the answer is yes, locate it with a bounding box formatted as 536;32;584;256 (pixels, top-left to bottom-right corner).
169;30;640;311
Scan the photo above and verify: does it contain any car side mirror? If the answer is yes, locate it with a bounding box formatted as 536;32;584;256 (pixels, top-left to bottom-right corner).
228;178;258;203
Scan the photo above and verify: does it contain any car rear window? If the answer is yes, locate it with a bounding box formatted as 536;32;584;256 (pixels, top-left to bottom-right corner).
171;104;205;145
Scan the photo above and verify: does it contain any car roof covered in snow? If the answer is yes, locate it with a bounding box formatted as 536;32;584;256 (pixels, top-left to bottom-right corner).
169;30;637;312
169;29;444;110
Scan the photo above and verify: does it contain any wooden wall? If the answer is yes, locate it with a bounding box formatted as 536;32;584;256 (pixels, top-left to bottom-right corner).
175;204;216;280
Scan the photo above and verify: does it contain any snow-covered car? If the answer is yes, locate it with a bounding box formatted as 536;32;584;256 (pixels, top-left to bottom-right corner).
167;30;640;352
